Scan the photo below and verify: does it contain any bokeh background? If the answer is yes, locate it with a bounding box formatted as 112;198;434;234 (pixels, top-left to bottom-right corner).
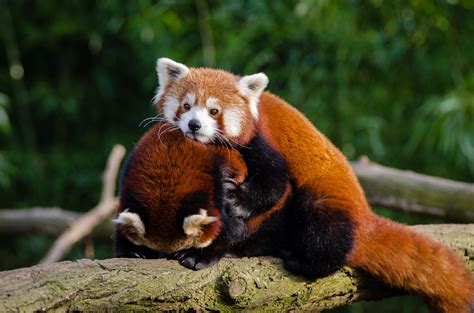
1;1;473;312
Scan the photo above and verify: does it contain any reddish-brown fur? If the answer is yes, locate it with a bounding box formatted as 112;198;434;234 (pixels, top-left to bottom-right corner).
157;68;474;312
118;122;247;253
247;183;292;233
158;68;258;144
260;92;474;313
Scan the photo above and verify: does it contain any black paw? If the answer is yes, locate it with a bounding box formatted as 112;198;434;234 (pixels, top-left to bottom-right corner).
222;177;240;192
170;249;221;270
280;251;314;278
283;258;307;275
222;179;251;219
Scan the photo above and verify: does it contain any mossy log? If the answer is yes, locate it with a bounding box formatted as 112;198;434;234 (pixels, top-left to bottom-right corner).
1;224;472;312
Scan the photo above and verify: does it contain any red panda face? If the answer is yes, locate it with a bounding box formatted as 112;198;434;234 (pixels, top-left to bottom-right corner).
115;122;247;254
154;58;268;146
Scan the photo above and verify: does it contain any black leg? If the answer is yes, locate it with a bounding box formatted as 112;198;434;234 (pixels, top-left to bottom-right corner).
284;189;354;279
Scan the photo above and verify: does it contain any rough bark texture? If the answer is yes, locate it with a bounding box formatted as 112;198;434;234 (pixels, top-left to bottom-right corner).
351;160;474;222
1;224;472;312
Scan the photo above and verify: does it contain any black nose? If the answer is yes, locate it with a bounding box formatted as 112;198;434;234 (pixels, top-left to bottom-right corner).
188;119;201;132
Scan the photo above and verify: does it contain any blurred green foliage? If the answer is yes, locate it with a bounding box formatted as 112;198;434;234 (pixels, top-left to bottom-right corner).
0;0;473;311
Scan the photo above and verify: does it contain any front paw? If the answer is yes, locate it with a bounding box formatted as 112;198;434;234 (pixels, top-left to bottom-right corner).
222;181;250;218
223;177;239;192
171;249;221;270
223;178;248;203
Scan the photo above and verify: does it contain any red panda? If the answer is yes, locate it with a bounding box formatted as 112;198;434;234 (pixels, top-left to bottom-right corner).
153;58;474;313
113;121;292;269
114;121;243;258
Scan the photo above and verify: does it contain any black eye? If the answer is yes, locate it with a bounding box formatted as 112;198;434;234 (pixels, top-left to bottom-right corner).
210;108;219;116
183;103;191;110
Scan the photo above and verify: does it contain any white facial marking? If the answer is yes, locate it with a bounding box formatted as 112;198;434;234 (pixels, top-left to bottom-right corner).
237;73;269;120
163;96;179;122
183;209;218;237
154;58;190;103
178;106;217;143
223;107;243;138
206;97;219;108
185;93;196;106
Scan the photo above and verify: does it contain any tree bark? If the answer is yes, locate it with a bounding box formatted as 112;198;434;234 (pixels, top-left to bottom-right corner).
1;224;472;312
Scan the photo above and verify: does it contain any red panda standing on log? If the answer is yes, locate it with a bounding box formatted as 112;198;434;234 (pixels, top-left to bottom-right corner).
153;58;474;313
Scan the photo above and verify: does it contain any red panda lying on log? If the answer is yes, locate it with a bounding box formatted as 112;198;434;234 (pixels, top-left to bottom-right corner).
151;58;474;313
113;121;292;269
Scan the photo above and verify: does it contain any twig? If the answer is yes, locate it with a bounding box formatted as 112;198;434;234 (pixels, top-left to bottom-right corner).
39;145;126;264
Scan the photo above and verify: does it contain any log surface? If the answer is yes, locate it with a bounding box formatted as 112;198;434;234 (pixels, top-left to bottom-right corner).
1;224;472;312
351;161;474;222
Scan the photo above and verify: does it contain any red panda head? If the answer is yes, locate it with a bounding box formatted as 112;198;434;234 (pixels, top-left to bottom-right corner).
114;122;247;254
153;58;268;146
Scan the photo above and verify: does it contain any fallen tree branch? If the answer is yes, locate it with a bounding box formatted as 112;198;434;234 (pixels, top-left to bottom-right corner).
0;208;81;236
0;208;113;237
352;158;474;222
0;224;472;311
39;145;126;265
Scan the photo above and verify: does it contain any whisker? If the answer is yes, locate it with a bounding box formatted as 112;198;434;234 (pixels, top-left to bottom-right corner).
214;129;251;150
161;124;177;144
157;122;173;146
139;113;165;128
213;132;233;167
139;116;156;127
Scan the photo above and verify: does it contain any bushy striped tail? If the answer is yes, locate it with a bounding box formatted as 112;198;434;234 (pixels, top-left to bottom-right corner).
348;215;474;313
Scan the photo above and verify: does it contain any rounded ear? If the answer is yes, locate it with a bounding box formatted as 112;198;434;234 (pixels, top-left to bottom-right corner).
236;73;269;119
155;58;190;100
113;210;146;246
183;209;218;237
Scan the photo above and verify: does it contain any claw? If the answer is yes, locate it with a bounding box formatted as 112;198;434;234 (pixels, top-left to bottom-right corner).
172;251;187;261
180;256;197;270
223;177;238;191
171;248;219;270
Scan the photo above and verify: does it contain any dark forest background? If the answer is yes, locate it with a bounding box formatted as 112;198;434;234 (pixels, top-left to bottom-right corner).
0;1;473;312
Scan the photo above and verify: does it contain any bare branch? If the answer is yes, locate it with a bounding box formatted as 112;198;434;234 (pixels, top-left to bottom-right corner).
39;145;126;265
0;208;113;237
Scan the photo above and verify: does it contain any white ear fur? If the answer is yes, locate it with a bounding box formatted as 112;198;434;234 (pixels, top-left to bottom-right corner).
112;210;146;245
183;209;218;237
237;73;269;119
155;58;190;102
